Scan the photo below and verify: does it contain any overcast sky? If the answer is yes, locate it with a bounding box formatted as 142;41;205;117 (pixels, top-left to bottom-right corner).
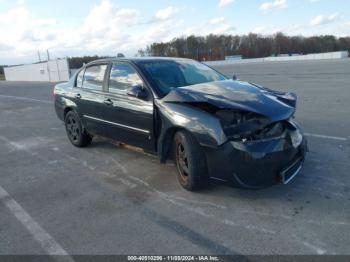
0;0;349;65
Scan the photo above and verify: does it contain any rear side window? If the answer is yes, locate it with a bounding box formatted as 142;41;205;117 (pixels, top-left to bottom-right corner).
83;64;107;90
76;69;84;88
108;63;143;93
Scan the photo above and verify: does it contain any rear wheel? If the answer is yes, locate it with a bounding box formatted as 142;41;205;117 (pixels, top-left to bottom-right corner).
64;111;92;147
174;131;209;191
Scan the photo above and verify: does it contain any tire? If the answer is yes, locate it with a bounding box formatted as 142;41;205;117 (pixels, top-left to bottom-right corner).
174;130;209;191
64;111;92;147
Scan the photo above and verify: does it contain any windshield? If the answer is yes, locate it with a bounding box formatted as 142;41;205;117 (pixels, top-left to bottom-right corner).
136;59;227;97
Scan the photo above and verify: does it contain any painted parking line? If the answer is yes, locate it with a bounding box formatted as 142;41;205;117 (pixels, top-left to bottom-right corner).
0;94;52;105
0;185;74;261
304;133;347;141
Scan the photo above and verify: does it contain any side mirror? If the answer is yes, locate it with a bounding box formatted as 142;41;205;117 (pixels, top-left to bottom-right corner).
232;73;238;80
127;85;148;99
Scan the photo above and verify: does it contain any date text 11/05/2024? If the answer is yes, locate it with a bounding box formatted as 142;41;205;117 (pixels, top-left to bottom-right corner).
127;255;219;261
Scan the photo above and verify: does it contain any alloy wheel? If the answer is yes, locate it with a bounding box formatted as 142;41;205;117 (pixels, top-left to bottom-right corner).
66;115;81;142
176;142;190;181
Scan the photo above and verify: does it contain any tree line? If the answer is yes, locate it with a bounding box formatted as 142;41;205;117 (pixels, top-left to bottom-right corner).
68;53;125;69
137;33;350;61
67;55;109;69
1;34;349;74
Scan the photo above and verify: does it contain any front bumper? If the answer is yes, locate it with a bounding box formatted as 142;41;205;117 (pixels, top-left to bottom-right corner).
204;121;307;189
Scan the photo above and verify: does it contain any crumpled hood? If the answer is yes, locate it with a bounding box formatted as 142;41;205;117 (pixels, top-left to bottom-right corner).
162;80;297;122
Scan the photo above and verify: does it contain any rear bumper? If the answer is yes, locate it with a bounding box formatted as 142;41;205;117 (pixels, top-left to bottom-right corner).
204;121;307;189
54;99;64;121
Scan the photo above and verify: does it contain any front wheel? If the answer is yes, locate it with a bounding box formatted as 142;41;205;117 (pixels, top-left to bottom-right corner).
174;131;209;191
64;111;92;147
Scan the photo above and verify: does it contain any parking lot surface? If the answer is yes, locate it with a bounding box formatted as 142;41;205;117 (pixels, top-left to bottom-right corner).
0;59;349;256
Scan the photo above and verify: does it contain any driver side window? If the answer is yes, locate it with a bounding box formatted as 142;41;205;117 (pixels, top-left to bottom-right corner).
108;63;143;94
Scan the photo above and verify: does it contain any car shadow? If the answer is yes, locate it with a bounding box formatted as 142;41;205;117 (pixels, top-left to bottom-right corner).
84;137;329;204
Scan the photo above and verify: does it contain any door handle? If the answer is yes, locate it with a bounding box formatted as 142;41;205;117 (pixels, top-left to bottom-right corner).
104;99;113;106
75;93;81;99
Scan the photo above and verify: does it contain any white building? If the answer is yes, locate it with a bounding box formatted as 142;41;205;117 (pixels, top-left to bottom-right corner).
4;58;70;82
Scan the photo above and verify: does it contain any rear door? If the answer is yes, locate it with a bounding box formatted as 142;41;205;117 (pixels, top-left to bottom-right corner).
102;62;155;151
78;63;109;136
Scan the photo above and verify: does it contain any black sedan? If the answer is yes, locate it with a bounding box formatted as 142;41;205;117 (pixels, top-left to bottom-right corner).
54;57;307;191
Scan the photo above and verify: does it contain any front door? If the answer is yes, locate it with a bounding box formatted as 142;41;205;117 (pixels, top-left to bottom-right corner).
101;62;155;151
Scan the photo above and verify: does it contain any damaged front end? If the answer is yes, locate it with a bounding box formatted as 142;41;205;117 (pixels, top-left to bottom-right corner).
159;80;307;188
188;106;307;188
206;111;307;188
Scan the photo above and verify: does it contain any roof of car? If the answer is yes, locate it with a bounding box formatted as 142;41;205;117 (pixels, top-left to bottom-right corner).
86;56;193;65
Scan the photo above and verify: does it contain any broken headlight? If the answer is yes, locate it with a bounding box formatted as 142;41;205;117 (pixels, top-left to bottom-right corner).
216;110;269;140
216;110;285;141
216;109;248;126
